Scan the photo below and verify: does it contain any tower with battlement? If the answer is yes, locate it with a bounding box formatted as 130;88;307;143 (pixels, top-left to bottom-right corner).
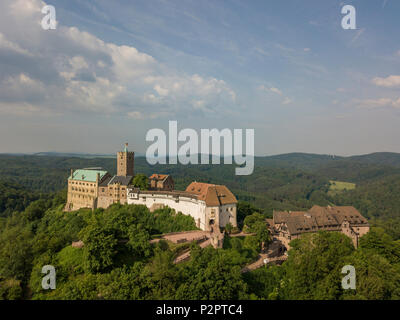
117;143;134;177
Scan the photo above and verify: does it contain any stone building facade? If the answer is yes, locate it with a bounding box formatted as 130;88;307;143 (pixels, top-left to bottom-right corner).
117;143;134;176
65;144;238;233
94;143;134;209
149;174;174;191
65;168;110;211
65;144;134;211
270;205;369;248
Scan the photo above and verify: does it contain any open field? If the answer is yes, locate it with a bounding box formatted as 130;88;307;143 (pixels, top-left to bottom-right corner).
328;180;356;195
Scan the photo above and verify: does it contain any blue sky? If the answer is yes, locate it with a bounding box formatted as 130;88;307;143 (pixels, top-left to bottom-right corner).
0;0;399;155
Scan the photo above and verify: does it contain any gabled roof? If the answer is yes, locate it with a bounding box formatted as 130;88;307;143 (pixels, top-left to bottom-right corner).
309;205;368;226
69;169;108;182
273;211;305;224
108;175;133;186
274;205;369;236
99;175;112;187
185;181;237;206
149;174;170;182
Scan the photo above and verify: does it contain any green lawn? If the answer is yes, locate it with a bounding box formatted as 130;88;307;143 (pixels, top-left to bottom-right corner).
328;180;356;195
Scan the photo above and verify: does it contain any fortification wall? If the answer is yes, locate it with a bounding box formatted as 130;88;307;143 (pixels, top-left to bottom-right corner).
127;190;208;230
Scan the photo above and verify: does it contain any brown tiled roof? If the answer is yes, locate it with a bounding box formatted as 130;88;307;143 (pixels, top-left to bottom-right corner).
274;205;369;236
284;213;340;235
273;211;305;224
266;219;274;227
309;205;369;226
185;182;237;206
149;174;169;182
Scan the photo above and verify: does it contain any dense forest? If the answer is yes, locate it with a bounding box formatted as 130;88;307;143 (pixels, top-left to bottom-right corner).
1;152;400;299
1;152;400;220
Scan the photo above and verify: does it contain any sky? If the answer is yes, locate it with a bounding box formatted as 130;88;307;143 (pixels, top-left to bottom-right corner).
0;0;399;156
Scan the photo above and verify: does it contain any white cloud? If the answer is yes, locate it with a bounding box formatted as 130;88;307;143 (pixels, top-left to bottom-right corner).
258;84;293;105
154;84;169;97
356;97;400;109
282;97;292;105
372;75;400;88
0;0;237;119
0;33;32;56
270;87;283;95
258;85;282;95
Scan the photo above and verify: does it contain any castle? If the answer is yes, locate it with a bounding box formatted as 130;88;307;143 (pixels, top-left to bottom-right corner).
65;144;238;232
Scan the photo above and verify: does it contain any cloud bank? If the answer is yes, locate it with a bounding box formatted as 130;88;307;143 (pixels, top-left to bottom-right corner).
0;0;237;119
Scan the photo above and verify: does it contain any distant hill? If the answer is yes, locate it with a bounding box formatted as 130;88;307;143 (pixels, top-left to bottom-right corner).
255;153;342;171
33;152;116;158
347;152;400;168
1;151;400;219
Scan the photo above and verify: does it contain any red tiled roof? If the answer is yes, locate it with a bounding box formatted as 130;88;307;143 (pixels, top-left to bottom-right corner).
149;174;169;181
185;181;237;206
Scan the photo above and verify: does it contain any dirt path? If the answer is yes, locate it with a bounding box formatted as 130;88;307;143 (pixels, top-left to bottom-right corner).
150;230;210;244
229;232;255;237
173;238;212;264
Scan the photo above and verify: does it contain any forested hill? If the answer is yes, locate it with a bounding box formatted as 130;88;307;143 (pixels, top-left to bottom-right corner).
2;152;400;300
0;152;400;221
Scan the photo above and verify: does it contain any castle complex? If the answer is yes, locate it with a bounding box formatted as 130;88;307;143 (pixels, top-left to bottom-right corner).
65;144;238;232
65;143;369;246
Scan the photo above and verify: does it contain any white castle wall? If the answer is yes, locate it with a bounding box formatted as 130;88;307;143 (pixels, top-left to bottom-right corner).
126;189;237;231
127;189;208;230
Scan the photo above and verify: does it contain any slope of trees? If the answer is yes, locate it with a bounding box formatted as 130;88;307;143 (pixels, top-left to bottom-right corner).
1;152;400;300
0;181;43;218
1;195;400;300
244;230;400;300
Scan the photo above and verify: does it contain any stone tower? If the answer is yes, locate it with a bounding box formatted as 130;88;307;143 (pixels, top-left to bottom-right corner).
117;143;134;177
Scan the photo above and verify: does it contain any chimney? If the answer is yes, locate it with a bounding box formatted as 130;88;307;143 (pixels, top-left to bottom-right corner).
70;169;73;178
96;172;100;183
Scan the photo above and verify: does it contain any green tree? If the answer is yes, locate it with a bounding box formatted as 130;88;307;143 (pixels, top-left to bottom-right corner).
132;174;149;190
0;224;34;282
342;249;400;300
80;224;118;273
243;212;265;233
175;247;248;299
359;227;400;264
253;221;270;246
278;232;355;300
224;222;233;234
127;224;152;258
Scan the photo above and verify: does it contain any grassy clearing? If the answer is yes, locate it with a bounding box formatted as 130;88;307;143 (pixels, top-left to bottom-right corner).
328;180;356;195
